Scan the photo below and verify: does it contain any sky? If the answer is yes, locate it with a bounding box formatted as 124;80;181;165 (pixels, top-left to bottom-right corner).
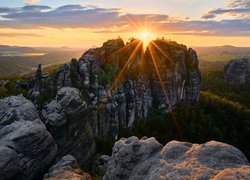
0;0;249;47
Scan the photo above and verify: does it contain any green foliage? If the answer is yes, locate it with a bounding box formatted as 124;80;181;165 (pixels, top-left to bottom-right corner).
199;54;237;62
38;88;55;104
0;78;27;99
0;65;60;100
201;71;250;108
96;63;119;85
119;92;250;159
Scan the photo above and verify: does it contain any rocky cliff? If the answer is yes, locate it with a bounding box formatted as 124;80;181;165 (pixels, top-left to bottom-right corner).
14;38;201;167
104;136;250;180
224;58;250;84
0;95;57;179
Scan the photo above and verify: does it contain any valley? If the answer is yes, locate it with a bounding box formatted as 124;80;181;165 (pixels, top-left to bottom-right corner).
0;46;84;77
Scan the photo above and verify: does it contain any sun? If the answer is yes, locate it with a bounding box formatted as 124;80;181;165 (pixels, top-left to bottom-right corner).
138;31;154;49
140;31;149;41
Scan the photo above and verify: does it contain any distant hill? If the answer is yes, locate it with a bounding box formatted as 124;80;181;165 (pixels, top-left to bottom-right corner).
193;45;250;72
0;45;85;77
0;45;36;53
194;45;250;56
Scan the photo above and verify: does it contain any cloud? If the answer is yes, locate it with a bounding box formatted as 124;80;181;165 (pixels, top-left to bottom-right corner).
122;14;169;22
23;0;40;3
0;5;168;29
56;5;86;11
0;5;122;28
0;4;249;36
227;0;250;8
202;0;250;19
162;19;250;36
0;32;41;37
21;5;51;11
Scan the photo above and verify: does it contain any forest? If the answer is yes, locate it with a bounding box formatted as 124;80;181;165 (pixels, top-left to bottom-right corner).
97;71;250;161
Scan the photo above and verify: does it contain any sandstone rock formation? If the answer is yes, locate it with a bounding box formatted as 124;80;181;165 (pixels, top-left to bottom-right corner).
43;155;91;180
224;58;250;84
42;87;95;165
104;136;250;180
145;40;201;109
15;38;201;168
39;39;200;142
0;95;57;180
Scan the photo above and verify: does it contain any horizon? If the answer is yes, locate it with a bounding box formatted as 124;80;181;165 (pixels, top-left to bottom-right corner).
1;38;250;49
0;0;249;47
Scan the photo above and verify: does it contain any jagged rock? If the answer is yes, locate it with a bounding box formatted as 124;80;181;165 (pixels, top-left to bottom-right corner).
36;64;42;84
56;63;72;90
17;39;201;164
22;64;55;108
42;87;95;165
113;85;127;128
0;95;57;180
18;38;201;142
70;58;82;88
43;155;91;180
104;137;250;180
101;38;125;58
78;49;99;87
145;42;201;110
224;58;250;84
184;71;201;104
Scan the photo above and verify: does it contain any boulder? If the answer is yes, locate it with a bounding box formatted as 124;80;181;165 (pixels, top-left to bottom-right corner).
42;87;95;164
43;155;91;180
104;137;250;180
0;95;57;179
224;58;250;84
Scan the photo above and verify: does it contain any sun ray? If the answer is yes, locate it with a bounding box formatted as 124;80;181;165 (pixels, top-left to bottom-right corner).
158;39;187;50
107;39;139;58
110;40;142;91
148;43;183;139
151;41;174;64
139;41;144;76
148;43;170;105
124;14;141;32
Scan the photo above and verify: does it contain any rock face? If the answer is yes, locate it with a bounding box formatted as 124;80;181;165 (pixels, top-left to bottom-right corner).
224;58;250;84
104;137;250;180
25;64;55;109
145;40;201;109
42;87;95;165
0;95;57;180
15;38;201;168
43;155;91;180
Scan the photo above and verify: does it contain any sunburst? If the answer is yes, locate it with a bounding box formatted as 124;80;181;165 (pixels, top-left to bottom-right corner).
106;15;183;139
137;31;155;50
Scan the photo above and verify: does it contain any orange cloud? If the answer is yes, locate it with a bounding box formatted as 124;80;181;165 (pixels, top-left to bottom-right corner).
23;0;40;3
